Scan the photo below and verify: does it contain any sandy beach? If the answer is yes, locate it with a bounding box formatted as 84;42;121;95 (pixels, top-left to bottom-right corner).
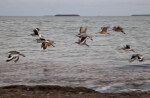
0;85;150;98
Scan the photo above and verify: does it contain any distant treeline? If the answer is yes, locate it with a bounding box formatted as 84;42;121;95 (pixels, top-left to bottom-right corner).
132;14;150;16
55;14;80;16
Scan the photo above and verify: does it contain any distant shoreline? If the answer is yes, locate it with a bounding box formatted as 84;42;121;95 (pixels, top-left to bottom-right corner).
131;14;150;16
54;14;80;16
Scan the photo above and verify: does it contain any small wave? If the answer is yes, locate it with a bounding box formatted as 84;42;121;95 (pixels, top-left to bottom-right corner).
97;81;150;93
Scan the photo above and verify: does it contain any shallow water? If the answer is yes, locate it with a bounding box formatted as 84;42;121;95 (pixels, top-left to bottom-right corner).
0;16;150;92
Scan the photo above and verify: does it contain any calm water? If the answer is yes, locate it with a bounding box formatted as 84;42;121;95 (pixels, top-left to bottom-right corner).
0;16;150;92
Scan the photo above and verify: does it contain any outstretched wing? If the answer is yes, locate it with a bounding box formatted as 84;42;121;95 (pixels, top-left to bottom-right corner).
80;27;84;33
83;27;87;33
6;55;18;62
47;40;54;46
129;55;136;62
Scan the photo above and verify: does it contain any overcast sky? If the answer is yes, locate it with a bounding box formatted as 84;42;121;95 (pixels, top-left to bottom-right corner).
0;0;150;16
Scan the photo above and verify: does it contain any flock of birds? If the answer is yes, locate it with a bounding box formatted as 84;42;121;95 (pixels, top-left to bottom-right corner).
6;26;144;63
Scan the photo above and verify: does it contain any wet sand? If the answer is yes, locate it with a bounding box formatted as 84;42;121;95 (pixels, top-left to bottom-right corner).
0;85;150;98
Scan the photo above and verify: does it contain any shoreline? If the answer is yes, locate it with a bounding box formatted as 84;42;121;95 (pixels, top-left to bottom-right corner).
1;85;150;98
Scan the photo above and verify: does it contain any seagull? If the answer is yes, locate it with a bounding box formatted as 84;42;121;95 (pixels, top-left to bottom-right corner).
30;28;43;38
112;26;125;34
6;51;25;63
122;44;135;52
129;54;144;62
41;40;55;50
99;26;110;34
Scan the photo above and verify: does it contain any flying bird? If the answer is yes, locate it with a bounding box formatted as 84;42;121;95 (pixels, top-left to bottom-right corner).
6;51;25;63
122;44;135;52
129;54;144;62
75;33;92;46
76;27;92;46
99;26;110;34
112;26;125;34
41;40;55;50
30;28;43;38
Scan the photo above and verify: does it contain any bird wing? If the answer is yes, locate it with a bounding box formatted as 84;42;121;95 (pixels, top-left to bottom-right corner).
6;55;18;62
80;27;84;33
14;56;19;63
130;55;136;62
47;40;54;46
33;29;39;35
8;51;20;54
83;27;87;33
36;38;46;43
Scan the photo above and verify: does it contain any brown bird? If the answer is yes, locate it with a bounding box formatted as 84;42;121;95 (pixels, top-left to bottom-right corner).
6;51;25;63
99;26;110;34
41;40;55;50
112;26;125;34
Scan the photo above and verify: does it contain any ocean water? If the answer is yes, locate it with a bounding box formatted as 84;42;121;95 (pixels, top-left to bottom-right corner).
0;16;150;92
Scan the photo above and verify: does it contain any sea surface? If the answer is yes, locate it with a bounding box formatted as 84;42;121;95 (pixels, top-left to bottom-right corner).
0;16;150;92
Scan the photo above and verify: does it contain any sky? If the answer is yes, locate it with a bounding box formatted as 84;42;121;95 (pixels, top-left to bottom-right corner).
0;0;150;16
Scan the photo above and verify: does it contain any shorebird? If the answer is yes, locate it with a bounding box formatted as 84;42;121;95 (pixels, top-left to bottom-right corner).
112;26;125;34
30;28;43;38
76;27;92;46
41;40;55;50
129;54;144;62
75;33;92;46
6;51;25;63
99;26;110;34
122;45;135;52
